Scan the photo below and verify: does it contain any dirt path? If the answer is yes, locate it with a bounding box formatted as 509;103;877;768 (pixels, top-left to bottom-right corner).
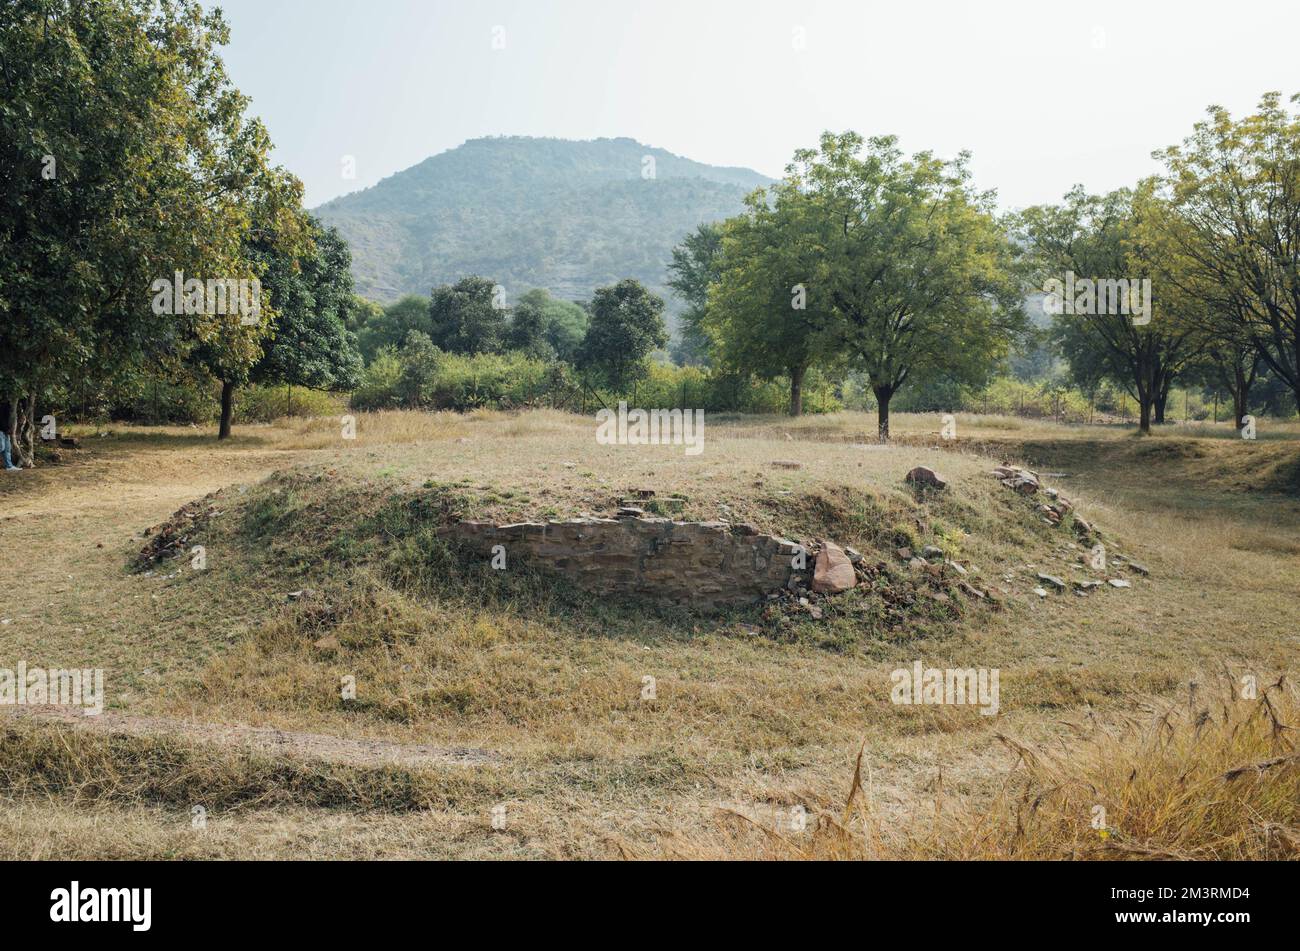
0;705;500;768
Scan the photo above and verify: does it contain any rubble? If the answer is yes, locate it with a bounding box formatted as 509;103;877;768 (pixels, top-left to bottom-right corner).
905;465;948;490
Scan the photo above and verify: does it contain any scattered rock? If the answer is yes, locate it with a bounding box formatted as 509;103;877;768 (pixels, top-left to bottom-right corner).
616;506;645;518
1003;474;1040;495
844;546;864;564
920;545;944;561
1074;579;1103;591
1108;578;1132;589
312;635;340;651
905;465;947;490
771;460;803;470
1036;572;1066;591
1033;587;1049;598
896;547;914;561
135;493;224;567
992;464;1040;495
946;560;968;576
1127;562;1150;576
287;589;316;601
812;541;857;594
909;557;928;571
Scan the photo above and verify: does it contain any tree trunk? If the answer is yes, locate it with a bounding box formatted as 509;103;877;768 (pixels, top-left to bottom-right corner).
6;393;38;467
788;365;805;417
218;380;234;440
1138;397;1152;435
1231;364;1252;430
874;385;893;442
1154;391;1168;425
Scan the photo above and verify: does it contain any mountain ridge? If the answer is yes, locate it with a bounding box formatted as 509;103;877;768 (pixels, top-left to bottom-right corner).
313;135;773;314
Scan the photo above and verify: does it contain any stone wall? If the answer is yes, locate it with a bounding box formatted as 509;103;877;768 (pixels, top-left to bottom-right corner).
438;516;801;610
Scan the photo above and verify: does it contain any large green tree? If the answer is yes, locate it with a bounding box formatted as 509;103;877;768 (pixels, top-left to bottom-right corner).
0;0;293;462
574;279;667;394
1155;93;1300;414
1018;186;1204;434
793;133;1025;439
427;276;506;355
245;215;363;427
707;190;835;415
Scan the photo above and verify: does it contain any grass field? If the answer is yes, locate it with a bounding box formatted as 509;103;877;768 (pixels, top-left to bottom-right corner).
1;410;1296;859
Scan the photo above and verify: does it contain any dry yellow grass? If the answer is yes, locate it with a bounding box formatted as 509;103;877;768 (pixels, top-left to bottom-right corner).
0;408;1295;859
659;674;1299;860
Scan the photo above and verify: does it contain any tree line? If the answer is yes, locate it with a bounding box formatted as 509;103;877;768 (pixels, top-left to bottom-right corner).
670;99;1300;438
3;1;1297;463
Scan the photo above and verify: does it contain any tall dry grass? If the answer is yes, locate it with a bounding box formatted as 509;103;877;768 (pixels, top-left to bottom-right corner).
654;675;1299;860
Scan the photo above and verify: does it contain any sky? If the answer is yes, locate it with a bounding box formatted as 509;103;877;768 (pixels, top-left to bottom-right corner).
206;0;1300;210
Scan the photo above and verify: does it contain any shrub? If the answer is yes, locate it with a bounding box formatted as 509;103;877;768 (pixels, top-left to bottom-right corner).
349;344;555;412
233;385;345;423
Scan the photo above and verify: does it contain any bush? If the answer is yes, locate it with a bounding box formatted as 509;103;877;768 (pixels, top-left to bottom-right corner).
604;361;840;415
112;376;219;425
349;344;555;412
350;340;842;416
233;385;346;423
351;348;404;412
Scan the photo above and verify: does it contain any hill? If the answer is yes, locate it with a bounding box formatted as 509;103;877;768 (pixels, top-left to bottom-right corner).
313;136;773;312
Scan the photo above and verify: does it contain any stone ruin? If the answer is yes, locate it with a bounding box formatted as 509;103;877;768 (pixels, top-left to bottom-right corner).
438;515;804;610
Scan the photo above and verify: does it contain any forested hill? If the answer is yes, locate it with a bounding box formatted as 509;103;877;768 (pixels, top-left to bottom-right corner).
313;136;772;310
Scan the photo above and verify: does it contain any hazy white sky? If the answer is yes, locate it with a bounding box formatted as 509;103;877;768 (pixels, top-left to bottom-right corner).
206;0;1300;209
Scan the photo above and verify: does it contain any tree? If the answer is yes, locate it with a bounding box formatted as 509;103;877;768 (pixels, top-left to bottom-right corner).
1017;186;1203;434
504;294;554;359
1196;331;1263;429
396;331;441;408
357;295;429;362
345;295;383;336
515;289;588;362
183;184;311;440
574;279;667;394
0;0;285;463
247;216;364;421
793;133;1025;439
667;223;724;367
708;190;835;415
427;276;506;355
1156;93;1300;415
